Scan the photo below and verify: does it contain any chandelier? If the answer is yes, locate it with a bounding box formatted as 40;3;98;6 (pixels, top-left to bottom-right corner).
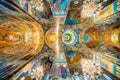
81;59;102;79
30;0;44;11
81;0;102;18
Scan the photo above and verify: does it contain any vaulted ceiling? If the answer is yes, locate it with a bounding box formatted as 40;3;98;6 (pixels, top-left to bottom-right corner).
0;0;120;80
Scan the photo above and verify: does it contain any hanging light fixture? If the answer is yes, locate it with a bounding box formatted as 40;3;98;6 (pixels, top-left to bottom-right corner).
30;0;45;11
81;59;102;79
81;0;102;18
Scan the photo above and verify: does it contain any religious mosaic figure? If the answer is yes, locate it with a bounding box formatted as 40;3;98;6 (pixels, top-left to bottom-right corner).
61;64;68;79
51;64;61;77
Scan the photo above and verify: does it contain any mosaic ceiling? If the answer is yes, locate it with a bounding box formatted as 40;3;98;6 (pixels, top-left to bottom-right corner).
0;0;120;80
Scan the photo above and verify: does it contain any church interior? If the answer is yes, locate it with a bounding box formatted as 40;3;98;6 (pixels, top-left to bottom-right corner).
0;0;120;80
